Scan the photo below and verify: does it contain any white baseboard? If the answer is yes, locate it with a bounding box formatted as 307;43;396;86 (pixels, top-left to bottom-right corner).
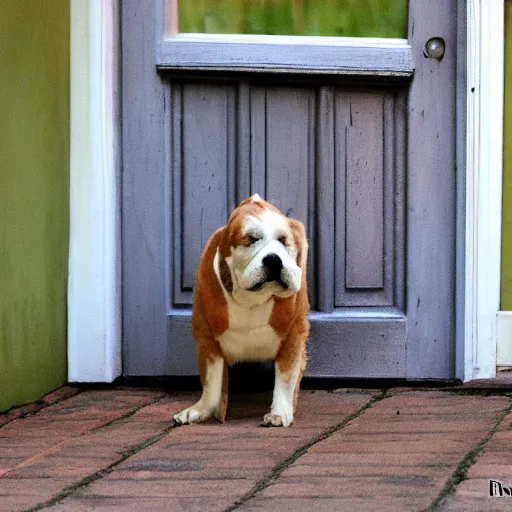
497;311;512;367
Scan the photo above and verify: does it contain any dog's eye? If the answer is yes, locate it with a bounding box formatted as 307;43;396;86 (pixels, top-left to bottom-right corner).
278;236;287;246
248;235;260;245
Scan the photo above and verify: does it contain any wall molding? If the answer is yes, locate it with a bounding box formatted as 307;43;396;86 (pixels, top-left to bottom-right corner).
68;0;121;382
464;0;504;380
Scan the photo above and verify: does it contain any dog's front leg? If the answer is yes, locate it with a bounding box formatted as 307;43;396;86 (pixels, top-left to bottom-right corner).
173;341;228;425
263;336;307;427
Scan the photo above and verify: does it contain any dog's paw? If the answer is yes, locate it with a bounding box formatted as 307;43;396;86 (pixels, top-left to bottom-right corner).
173;404;213;425
262;412;293;427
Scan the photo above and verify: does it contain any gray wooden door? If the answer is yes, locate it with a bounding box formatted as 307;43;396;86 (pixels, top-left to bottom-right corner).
121;1;463;379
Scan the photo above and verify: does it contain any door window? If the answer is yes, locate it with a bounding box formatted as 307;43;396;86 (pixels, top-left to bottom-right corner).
174;0;407;38
160;0;411;75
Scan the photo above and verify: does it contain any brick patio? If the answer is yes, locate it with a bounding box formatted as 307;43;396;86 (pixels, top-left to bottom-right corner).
1;386;512;511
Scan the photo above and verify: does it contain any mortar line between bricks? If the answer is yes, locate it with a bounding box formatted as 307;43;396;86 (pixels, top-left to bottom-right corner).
87;393;170;433
0;393;169;481
23;418;180;512
223;389;389;512
0;388;84;430
424;398;512;512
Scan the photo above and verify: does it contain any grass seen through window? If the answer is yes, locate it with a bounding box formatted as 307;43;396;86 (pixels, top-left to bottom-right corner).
178;0;408;38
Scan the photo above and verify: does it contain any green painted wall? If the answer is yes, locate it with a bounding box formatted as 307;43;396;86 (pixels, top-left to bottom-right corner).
0;1;70;411
503;1;512;311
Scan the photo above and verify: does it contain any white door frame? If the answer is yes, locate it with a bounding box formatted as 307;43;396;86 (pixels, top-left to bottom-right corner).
464;0;504;380
68;0;121;382
67;0;504;382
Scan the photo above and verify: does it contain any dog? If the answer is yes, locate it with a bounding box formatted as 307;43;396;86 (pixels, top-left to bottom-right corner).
173;194;309;427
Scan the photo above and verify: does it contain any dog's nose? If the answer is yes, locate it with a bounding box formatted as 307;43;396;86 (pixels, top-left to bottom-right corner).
262;253;283;279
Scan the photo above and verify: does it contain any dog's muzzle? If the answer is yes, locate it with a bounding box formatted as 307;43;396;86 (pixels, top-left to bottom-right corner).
249;253;289;291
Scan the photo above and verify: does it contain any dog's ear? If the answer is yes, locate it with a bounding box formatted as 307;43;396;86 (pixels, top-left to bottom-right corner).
219;257;233;294
288;218;308;270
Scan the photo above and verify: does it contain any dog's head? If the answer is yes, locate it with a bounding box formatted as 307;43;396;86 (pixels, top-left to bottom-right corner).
217;194;307;306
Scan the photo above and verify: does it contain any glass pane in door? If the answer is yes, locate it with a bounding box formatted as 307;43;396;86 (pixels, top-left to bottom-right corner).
175;0;407;38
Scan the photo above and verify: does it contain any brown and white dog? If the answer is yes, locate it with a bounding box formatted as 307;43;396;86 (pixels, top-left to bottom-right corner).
173;194;309;427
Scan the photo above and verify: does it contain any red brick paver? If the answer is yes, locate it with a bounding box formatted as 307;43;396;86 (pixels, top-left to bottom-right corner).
47;390;375;511
0;387;511;512
439;406;512;511
0;387;80;428
241;391;511;512
0;389;171;511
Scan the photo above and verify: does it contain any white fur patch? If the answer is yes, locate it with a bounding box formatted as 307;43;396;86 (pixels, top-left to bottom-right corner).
214;249;280;362
243;208;289;239
263;359;301;427
173;357;224;424
218;326;280;362
251;193;262;202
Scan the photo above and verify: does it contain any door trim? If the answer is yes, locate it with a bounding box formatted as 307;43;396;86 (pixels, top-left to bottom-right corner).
464;0;504;380
68;0;122;382
67;0;504;382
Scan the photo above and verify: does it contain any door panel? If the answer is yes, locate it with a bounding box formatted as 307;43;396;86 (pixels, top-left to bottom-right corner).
334;91;405;308
308;314;407;378
258;86;315;306
122;0;460;379
172;83;235;305
344;94;385;290
163;80;407;376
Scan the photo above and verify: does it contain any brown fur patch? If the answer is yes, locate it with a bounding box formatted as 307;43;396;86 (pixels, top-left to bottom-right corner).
192;227;229;338
288;218;308;268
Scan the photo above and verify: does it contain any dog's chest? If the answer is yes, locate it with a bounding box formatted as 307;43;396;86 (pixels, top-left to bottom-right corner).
217;299;281;362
